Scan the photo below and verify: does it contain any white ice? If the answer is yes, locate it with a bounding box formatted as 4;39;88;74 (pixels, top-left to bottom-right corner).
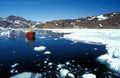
11;63;19;68
34;46;46;51
45;29;120;74
10;72;42;78
44;51;51;54
82;73;96;78
39;36;46;39
60;69;69;78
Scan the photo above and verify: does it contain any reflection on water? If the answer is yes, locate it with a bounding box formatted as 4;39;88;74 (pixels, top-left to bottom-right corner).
26;37;35;42
0;29;118;78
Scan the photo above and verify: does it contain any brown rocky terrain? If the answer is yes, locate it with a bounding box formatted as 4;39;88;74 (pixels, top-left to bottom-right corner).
36;12;120;29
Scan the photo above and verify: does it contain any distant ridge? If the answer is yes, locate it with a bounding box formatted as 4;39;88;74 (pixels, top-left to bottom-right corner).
0;12;120;28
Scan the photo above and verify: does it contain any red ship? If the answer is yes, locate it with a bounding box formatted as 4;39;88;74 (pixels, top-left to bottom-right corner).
25;31;35;38
25;23;35;42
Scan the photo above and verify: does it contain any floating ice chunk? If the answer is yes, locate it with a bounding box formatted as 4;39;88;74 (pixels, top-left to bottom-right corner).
34;46;46;51
10;72;42;78
97;54;120;74
39;36;46;39
108;58;120;73
57;64;65;69
66;61;70;65
10;69;18;73
44;60;47;64
13;51;16;53
44;51;51;54
54;38;58;40
0;64;3;66
60;69;69;78
11;63;19;68
48;62;53;66
35;73;43;78
82;73;96;78
93;48;98;51
10;72;32;78
67;73;75;78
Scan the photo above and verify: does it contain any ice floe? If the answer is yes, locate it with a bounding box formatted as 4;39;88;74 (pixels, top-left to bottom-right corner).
82;73;96;78
11;63;19;68
39;36;46;39
44;29;120;75
60;69;69;78
44;51;51;54
10;72;32;78
54;38;58;40
67;73;75;78
34;46;46;51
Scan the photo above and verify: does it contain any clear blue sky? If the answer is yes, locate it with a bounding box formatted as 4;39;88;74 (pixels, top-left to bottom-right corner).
0;0;120;22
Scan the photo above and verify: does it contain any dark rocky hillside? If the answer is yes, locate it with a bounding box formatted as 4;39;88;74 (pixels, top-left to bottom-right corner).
0;15;32;28
36;12;120;29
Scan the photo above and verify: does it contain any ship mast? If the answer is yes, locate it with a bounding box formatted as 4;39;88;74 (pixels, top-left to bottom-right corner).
28;23;33;31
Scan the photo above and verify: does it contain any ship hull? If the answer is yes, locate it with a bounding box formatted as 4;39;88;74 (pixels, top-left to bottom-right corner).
25;31;35;38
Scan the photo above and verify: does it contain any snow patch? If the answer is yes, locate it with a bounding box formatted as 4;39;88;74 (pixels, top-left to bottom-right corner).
88;16;95;20
99;24;103;27
76;20;81;22
55;23;58;26
97;15;108;21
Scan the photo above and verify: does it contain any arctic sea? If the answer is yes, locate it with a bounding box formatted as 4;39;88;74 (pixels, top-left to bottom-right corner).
0;28;120;78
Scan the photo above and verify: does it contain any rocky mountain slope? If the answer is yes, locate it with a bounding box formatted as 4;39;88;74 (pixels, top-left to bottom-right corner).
0;15;32;28
0;12;120;28
36;12;120;29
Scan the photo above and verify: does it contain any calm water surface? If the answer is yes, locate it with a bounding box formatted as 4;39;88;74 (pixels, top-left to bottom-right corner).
0;29;117;78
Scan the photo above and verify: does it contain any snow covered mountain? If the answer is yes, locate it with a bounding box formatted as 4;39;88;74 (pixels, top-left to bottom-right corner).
0;15;32;28
36;12;120;28
0;12;120;28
